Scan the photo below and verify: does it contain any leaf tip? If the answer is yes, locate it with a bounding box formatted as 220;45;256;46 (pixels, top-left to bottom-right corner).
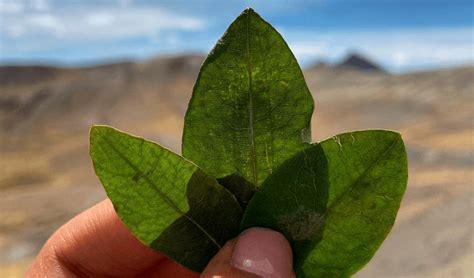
241;7;259;17
89;125;105;140
89;125;116;151
244;7;255;12
90;124;115;136
89;125;104;155
89;124;100;136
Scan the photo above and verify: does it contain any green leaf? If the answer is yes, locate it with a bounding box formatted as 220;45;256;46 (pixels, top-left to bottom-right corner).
240;130;408;277
89;125;243;272
182;8;314;190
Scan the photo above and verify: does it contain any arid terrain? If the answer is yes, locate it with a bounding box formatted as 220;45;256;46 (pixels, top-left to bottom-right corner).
1;54;472;277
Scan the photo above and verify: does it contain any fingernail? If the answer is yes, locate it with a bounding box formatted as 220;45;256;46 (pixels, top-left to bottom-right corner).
231;228;293;278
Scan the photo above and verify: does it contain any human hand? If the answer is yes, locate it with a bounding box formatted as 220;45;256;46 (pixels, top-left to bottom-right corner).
27;199;294;277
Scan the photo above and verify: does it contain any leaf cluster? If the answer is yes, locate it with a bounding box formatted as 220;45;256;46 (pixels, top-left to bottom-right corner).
90;8;407;277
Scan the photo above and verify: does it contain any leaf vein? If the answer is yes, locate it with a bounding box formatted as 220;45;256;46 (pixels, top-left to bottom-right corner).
100;135;222;248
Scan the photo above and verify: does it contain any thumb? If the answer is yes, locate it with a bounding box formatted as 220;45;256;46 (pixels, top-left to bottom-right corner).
201;228;294;278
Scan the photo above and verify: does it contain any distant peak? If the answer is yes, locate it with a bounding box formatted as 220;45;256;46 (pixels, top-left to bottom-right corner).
337;53;385;73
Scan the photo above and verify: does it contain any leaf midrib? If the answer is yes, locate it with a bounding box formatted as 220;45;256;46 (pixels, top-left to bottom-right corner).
325;136;399;215
100;133;222;248
246;10;258;186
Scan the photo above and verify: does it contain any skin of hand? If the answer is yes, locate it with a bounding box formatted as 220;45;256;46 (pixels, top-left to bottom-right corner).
27;199;294;278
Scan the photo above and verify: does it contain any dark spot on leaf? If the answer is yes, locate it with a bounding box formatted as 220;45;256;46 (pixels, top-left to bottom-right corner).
132;172;140;182
278;208;326;241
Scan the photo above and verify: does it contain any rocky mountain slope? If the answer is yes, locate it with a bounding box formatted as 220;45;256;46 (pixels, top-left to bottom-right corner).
1;54;472;277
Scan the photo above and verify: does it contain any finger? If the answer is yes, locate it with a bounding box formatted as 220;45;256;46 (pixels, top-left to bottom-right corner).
27;199;194;277
201;239;259;278
202;228;294;278
143;259;199;277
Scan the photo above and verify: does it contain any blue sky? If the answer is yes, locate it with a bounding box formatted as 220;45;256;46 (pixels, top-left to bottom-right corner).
0;0;473;72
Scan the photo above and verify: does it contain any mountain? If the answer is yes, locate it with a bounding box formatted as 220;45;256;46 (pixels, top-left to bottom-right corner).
0;55;473;277
0;55;204;147
336;53;385;72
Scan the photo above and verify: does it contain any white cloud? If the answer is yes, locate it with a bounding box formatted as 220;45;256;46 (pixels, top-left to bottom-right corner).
1;3;205;42
85;12;115;27
283;27;474;72
29;14;61;30
0;0;24;13
0;0;49;13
